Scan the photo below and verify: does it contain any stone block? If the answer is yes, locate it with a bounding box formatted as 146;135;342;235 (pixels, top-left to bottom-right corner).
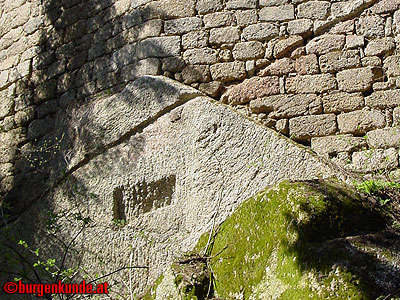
137;36;181;59
311;134;367;155
297;1;330;20
273;36;303;58
259;5;294;21
204;12;235;28
289;114;337;141
120;58;161;81
287;19;313;37
198;81;223;97
319;50;361;73
0;96;13;120
365;38;395;57
370;0;400;14
260;58;295;76
352;148;398;172
337;109;385;135
235;10;258;27
295;54;319;75
242;23;278;41
182;31;208;50
365;90;400;109
162;57;185;73
362;56;382;67
383;56;400;77
366;128;400;149
226;0;257;9
181;65;210;84
285;74;337;94
306;34;345;55
183;48;218;65
144;0;196;18
330;20;354;34
164;17;202;35
250;93;322;118
196;0;223;14
221;76;279;105
336;67;376;93
209;27;240;45
232;41;264;60
129;20;163;42
356;16;385;38
322;92;364;113
210;61;246;82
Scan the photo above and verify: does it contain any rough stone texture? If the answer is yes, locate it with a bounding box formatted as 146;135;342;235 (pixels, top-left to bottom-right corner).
221;76;280;105
322;92;364;113
145;0;196;18
356;15;385;38
311;134;367;155
337;109;386;135
232;41;264;60
204;12;234;28
259;5;295;22
383;56;400;77
196;0;223;14
352;148;398;172
306;34;345;55
365;90;400;109
226;0;257;9
295;54;319;75
297;1;330;20
209;27;240;45
250;94;322;118
319;50;361;73
183;48;218;65
235;10;258;27
242;23;279;41
365;38;395;57
337;67;377;93
273;36;303;58
260;58;295;76
287;19;313;36
285;74;337;94
137;37;181;59
13;76;336;295
164;17;202;35
346;35;364;49
366;128;400;149
182;31;208;50
289;114;337;140
210;61;246;82
181;65;211;84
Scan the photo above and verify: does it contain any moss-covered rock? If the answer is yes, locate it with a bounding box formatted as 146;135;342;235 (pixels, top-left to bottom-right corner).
143;180;400;299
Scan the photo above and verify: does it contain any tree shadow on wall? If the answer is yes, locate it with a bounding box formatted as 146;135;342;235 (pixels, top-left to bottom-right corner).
0;0;185;297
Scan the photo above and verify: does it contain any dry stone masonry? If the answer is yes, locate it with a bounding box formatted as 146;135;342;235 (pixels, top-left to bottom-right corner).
2;0;400;204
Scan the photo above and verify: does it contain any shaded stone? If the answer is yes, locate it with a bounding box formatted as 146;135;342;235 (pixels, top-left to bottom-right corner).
242;23;279;41
182;31;208;50
144;0;196;18
120;58;161;81
196;0;223;14
250;93;322;118
295;54;319;75
164;17;202;35
181;65;210;84
259;5;294;21
137;36;181;59
289;114;337;141
198;82;223;97
311;134;367;155
285;74;337;94
226;0;257;9
221;76;279;105
273;36;303;58
162;57;185;73
322;92;364;113
210;61;246;82
306;34;345;55
337;109;385;135
319;50;361;73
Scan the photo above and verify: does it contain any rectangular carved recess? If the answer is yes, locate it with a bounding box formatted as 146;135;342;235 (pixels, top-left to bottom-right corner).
113;175;176;220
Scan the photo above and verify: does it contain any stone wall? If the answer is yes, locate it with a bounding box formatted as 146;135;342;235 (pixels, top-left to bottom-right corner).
2;0;400;205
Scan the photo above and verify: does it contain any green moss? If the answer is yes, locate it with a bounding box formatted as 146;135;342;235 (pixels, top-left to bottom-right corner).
196;180;386;299
141;274;164;300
